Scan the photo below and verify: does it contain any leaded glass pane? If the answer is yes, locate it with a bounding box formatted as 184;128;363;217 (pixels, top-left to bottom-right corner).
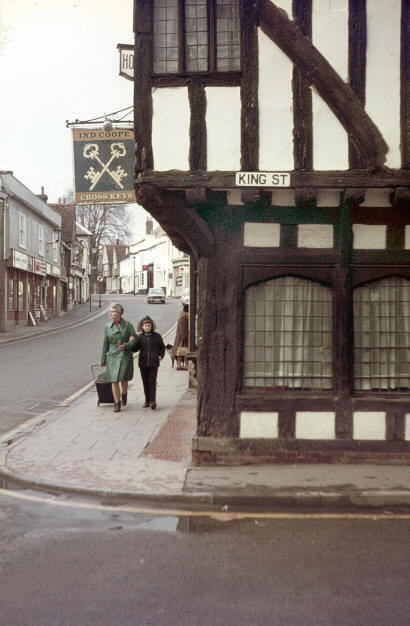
244;277;333;391
154;0;179;73
354;277;410;391
216;0;240;71
185;0;208;72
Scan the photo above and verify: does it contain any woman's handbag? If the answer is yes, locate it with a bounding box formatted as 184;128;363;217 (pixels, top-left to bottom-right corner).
176;345;188;357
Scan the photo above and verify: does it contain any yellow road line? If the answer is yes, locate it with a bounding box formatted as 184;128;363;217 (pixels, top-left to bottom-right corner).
0;489;409;520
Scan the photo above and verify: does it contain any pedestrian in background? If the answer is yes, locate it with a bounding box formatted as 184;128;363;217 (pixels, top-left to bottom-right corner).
133;315;165;410
173;303;189;370
100;303;136;413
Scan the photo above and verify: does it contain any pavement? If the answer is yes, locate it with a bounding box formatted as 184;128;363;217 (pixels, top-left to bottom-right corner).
1;302;410;510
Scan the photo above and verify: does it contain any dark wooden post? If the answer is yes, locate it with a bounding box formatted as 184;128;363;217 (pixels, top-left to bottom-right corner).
348;0;367;168
292;0;313;170
197;220;241;438
134;0;154;173
401;0;410;168
334;192;356;438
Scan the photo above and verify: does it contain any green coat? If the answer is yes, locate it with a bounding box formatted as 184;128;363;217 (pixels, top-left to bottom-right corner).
100;318;136;382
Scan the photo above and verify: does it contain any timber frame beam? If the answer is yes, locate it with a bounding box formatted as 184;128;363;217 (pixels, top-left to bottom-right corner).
135;184;215;258
136;169;410;190
259;0;388;169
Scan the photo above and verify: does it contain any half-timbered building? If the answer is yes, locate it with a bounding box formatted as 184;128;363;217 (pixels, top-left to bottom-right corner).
132;0;410;463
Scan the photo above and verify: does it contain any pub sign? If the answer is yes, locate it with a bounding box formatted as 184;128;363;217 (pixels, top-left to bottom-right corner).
72;128;136;204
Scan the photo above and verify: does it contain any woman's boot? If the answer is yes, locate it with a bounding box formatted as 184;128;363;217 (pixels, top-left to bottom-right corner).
121;393;127;406
114;402;121;413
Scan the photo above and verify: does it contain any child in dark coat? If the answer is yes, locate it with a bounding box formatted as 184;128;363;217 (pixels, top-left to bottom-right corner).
133;315;165;409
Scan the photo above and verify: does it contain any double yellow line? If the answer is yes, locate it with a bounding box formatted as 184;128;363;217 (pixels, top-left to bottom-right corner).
1;489;409;520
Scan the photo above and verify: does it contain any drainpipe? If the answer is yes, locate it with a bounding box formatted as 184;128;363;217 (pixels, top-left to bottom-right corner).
0;191;9;332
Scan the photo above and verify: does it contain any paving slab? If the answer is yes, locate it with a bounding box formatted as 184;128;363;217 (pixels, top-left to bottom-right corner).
1;302;410;508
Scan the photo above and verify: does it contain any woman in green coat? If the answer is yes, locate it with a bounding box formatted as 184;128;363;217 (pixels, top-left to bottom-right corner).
100;303;136;412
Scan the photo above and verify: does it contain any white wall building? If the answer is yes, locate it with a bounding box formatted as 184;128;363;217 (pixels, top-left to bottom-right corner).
120;222;189;296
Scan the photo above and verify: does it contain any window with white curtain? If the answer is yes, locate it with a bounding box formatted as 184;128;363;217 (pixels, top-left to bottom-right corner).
52;241;58;263
18;212;27;248
354;277;410;391
38;224;44;256
243;276;333;391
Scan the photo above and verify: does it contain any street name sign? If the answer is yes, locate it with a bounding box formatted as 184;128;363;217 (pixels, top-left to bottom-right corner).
235;172;291;187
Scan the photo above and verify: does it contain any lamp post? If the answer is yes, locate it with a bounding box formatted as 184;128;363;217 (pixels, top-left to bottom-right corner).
89;245;97;312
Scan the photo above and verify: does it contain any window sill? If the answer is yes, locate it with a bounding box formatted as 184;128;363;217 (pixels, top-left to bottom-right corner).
151;71;241;87
353;392;410;401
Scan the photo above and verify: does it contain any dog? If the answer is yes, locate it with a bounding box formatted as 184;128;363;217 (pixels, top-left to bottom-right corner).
165;344;175;368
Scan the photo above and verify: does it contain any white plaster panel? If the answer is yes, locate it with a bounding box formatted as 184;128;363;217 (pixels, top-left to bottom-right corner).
298;224;334;248
352;224;386;250
405;414;410;441
244;223;280;247
227;190;244;206
270;0;292;18
258;30;293;170
313;0;348;80
295;412;335;440
363;189;393;207
316;190;340;207
366;0;401;168
353;412;386;440
206;87;240;170
312;92;348;170
271;189;295;206
405;226;410;251
312;0;348;170
152;88;190;171
240;412;279;439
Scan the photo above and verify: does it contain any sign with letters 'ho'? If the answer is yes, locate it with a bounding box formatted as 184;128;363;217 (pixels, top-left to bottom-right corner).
72;128;136;205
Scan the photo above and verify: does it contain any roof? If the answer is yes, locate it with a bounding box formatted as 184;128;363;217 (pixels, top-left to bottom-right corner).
104;243;128;264
75;221;92;236
0;172;61;228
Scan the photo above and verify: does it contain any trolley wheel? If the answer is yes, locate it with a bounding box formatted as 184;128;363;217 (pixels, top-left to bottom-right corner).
97;400;100;406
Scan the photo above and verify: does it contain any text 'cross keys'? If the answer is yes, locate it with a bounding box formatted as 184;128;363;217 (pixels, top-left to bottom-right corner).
83;142;128;190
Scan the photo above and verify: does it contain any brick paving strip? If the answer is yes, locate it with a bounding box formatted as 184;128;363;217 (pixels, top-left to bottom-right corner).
142;392;197;465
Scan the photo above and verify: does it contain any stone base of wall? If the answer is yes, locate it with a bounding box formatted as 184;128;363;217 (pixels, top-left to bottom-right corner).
192;437;410;466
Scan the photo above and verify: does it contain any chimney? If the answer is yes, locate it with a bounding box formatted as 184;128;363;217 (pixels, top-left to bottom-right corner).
146;217;153;235
37;186;48;202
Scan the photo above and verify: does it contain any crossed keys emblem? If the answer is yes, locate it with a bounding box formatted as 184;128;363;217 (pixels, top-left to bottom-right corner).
83;142;128;190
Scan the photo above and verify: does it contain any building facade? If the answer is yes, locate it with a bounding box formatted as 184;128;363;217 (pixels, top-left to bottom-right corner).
132;0;410;463
50;201;93;309
101;241;129;293
0;173;62;331
119;222;189;296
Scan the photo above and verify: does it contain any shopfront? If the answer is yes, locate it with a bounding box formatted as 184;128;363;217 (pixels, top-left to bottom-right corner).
6;249;61;328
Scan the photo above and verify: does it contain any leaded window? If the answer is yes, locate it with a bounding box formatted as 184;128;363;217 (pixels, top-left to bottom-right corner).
244;277;333;391
153;0;240;74
354;277;410;391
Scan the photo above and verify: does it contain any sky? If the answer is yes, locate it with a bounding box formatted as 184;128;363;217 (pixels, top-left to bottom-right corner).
0;0;150;237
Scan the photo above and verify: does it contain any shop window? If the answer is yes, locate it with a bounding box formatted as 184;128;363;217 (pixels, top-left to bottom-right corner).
18;212;27;248
354;277;410;391
244;276;333;391
18;279;25;311
8;272;15;310
153;0;240;74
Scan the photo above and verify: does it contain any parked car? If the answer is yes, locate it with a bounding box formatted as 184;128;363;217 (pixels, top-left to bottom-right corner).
181;287;190;306
147;287;165;304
